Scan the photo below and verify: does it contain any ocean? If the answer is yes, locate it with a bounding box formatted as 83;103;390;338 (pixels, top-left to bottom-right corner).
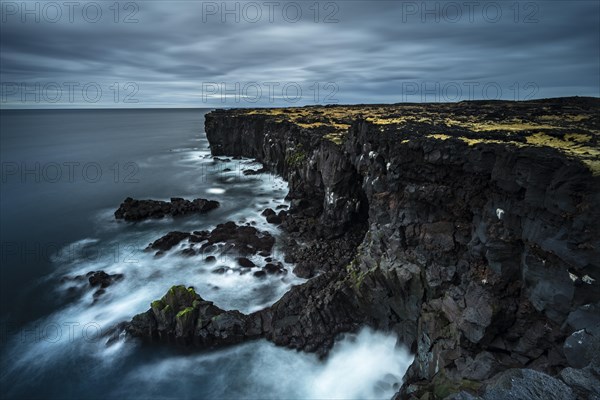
0;109;411;399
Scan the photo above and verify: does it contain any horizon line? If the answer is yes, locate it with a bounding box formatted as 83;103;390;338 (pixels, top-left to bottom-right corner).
1;95;599;111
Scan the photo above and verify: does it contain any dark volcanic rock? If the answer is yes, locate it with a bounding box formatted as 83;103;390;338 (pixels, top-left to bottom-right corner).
237;257;255;268
147;231;191;253
212;266;228;274
180;247;196;257
114;197;219;221
196;221;275;256
126;285;254;346
145;222;275;257
266;214;282;224
560;366;600;399
62;270;124;302
88;271;124;288
124;99;600;399
482;369;575;400
243;166;268;175
261;208;276;217
263;262;285;274
253;270;267;278
261;208;287;225
564;329;597;369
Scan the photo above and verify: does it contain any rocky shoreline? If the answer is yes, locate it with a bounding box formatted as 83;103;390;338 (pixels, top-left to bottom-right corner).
114;197;219;221
124;98;600;399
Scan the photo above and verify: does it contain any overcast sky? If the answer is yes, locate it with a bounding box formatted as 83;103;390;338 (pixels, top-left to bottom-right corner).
1;0;599;108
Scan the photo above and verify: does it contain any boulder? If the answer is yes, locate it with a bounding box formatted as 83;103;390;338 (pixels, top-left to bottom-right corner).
87;270;124;288
127;285;256;346
237;257;255;268
482;369;575;400
115;197;219;221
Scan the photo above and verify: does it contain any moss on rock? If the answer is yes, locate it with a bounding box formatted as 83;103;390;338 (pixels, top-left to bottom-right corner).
232;98;600;174
286;148;307;167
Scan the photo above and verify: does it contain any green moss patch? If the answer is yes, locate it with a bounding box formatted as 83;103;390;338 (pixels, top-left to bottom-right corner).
233;99;599;174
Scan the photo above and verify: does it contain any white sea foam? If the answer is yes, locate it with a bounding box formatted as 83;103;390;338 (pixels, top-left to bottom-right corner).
206;187;226;194
110;327;413;400
1;138;411;399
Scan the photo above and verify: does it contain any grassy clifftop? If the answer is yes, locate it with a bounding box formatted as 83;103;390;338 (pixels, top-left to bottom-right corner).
230;97;600;174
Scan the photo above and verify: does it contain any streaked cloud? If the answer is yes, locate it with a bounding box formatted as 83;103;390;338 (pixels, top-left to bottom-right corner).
1;1;598;108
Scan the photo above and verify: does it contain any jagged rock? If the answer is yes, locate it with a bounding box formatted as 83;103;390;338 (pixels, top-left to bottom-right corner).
266;214;282;224
115;197;219;221
261;207;283;224
93;289;105;300
264;262;285;274
204;100;599;394
292;263;315;279
565;303;600;334
444;393;483;400
261;208;276;217
564;329;600;368
61;270;123;302
243;166;268;175
145;222;275;257
180;247;196;257
126;285;255;346
197;221;275;256
560;367;600;398
123;99;600;397
88;271;124;288
482;369;575;400
147;231;191;253
459;284;494;344
455;351;501;381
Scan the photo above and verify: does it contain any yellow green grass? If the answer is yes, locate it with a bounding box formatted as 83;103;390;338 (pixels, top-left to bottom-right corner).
235;101;599;174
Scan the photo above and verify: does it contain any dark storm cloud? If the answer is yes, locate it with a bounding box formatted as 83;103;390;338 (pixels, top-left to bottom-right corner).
0;0;598;107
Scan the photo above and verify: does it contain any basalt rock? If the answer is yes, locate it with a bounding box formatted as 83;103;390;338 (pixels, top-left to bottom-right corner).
128;273;362;356
147;231;191;253
126;285;253;346
114;197;219;221
61;270;124;302
88;271;124;288
145;221;275;257
127;98;600;399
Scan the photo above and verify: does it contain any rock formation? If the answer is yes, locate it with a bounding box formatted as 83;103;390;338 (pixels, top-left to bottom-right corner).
114;197;219;221
126;98;600;399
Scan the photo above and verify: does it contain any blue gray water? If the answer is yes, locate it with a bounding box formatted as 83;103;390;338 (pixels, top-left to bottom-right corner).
0;109;411;399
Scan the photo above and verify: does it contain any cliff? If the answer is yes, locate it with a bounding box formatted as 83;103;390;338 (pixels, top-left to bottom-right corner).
129;98;600;399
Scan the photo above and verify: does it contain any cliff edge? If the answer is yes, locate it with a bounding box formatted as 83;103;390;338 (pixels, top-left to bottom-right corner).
130;98;600;399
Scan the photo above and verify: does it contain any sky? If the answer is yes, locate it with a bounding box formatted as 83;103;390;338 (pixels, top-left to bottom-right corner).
1;0;599;108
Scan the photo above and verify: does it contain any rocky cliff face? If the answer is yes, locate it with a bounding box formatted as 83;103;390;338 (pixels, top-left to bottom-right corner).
130;98;600;399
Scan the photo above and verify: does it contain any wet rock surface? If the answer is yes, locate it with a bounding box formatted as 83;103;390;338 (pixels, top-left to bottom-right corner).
146;221;275;258
88;271;124;288
126;285;254;346
125;98;600;399
114;197;219;221
62;270;124;302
